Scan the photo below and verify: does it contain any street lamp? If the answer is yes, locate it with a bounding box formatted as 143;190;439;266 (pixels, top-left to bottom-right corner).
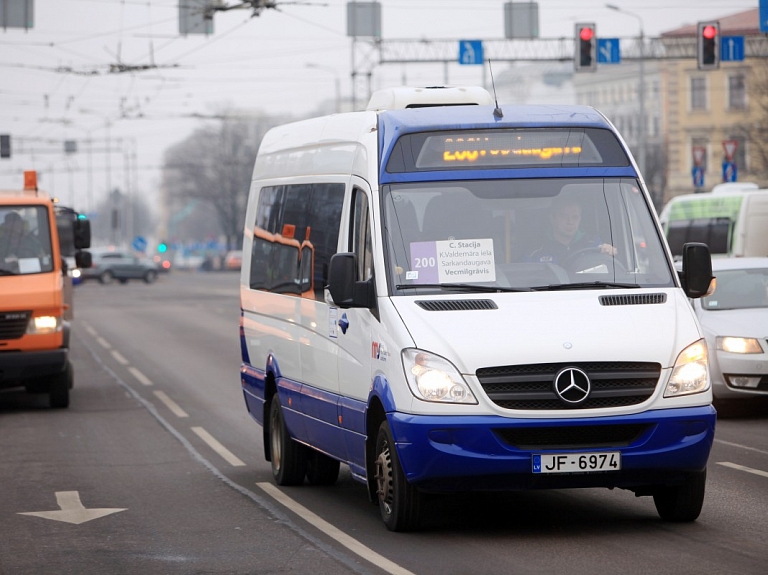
306;63;342;113
606;4;646;179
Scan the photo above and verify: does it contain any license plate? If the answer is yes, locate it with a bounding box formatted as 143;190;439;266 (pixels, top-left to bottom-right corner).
532;452;621;474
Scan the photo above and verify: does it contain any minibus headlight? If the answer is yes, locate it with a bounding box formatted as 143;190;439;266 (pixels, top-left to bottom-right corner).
402;349;477;404
27;315;62;335
665;339;709;397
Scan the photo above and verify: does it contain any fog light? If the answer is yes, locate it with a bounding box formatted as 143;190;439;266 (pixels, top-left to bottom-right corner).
727;375;761;388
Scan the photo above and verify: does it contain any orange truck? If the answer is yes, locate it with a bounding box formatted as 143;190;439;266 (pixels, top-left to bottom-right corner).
0;171;91;408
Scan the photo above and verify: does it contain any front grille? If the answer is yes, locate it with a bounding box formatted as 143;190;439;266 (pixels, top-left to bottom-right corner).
494;423;652;449
476;361;661;410
0;311;31;340
415;299;497;311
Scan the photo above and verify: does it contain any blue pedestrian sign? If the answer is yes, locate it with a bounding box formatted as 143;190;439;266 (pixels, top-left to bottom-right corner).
597;39;621;64
722;161;737;183
132;235;147;253
721;36;745;62
458;40;484;65
692;166;705;188
761;0;768;34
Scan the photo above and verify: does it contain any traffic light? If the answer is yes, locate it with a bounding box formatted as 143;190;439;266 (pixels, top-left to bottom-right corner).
158;241;167;253
574;23;597;72
697;21;720;70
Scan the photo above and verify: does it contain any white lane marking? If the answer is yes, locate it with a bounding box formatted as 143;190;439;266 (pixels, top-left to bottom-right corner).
96;336;111;349
18;491;127;525
715;438;768;457
717;462;768;479
110;350;129;365
191;427;246;467
153;391;189;418
257;482;417;575
128;366;153;386
84;324;97;337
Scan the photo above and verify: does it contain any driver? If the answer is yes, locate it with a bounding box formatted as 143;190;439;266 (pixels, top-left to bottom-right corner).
528;196;616;265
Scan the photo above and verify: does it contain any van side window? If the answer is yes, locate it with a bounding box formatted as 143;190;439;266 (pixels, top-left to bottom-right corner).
250;183;344;301
351;188;373;281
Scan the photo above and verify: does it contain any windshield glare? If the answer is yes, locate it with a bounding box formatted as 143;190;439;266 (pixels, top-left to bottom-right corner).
383;178;673;294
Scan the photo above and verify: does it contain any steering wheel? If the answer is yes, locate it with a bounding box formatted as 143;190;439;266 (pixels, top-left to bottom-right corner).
563;246;626;275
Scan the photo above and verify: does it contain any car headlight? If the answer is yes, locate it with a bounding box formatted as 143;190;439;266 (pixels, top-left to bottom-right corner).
716;336;763;354
402;348;477;404
27;315;62;335
665;339;709;397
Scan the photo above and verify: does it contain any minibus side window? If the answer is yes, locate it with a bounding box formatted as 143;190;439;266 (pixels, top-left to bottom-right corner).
351;188;373;281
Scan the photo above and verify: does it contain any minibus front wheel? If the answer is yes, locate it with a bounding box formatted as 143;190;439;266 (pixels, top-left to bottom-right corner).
374;420;422;531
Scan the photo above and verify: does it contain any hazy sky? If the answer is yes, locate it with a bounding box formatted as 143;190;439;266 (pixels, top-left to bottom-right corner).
0;0;757;215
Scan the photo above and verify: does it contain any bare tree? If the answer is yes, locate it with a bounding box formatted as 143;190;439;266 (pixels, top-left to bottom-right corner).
746;60;768;179
161;112;285;250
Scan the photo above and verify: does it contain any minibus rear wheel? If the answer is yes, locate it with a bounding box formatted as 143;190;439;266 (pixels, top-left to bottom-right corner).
374;420;421;531
269;394;307;485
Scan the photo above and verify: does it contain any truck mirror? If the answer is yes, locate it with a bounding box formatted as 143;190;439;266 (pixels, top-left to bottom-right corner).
73;218;91;250
328;252;375;309
680;242;713;299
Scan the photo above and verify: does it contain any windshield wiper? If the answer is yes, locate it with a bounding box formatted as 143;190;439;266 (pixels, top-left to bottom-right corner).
531;281;641;291
0;269;19;276
396;283;530;293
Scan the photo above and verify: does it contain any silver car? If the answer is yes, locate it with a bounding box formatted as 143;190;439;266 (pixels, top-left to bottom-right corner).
691;257;768;400
82;250;159;284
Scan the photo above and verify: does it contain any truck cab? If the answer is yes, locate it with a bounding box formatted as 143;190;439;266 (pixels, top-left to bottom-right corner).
0;171;91;407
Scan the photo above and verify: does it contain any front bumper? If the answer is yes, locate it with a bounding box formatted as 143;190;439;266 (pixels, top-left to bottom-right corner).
0;349;69;390
389;405;716;491
711;349;768;399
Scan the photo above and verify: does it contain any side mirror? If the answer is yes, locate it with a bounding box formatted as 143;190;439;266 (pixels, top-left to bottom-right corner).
73;218;91;250
75;250;92;270
327;253;375;309
680;242;713;299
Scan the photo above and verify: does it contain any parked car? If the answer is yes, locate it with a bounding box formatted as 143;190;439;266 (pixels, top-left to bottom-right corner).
82;250;159;284
690;257;768;401
224;250;242;271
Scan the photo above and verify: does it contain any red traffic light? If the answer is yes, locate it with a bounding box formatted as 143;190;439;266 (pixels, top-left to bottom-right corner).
579;27;594;41
702;25;717;39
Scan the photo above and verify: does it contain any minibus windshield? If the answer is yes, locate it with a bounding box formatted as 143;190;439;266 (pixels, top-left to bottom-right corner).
382;178;674;295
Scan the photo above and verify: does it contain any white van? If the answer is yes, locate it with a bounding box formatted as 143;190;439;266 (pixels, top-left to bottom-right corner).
239;87;716;531
659;183;768;258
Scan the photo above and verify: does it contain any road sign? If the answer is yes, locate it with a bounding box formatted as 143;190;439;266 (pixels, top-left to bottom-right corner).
458;40;484;65
721;36;745;62
692;166;705;188
597;39;620;64
132;235;147;253
761;0;768;34
723;140;738;162
692;146;706;167
722;161;737;183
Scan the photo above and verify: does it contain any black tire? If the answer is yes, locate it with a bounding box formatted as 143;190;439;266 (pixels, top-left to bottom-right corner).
653;469;707;522
49;361;73;409
306;450;340;486
268;395;307;486
374;420;422;531
99;270;114;285
143;270;157;284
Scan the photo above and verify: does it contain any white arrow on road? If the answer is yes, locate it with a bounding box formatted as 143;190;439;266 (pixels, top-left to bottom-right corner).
18;491;127;525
